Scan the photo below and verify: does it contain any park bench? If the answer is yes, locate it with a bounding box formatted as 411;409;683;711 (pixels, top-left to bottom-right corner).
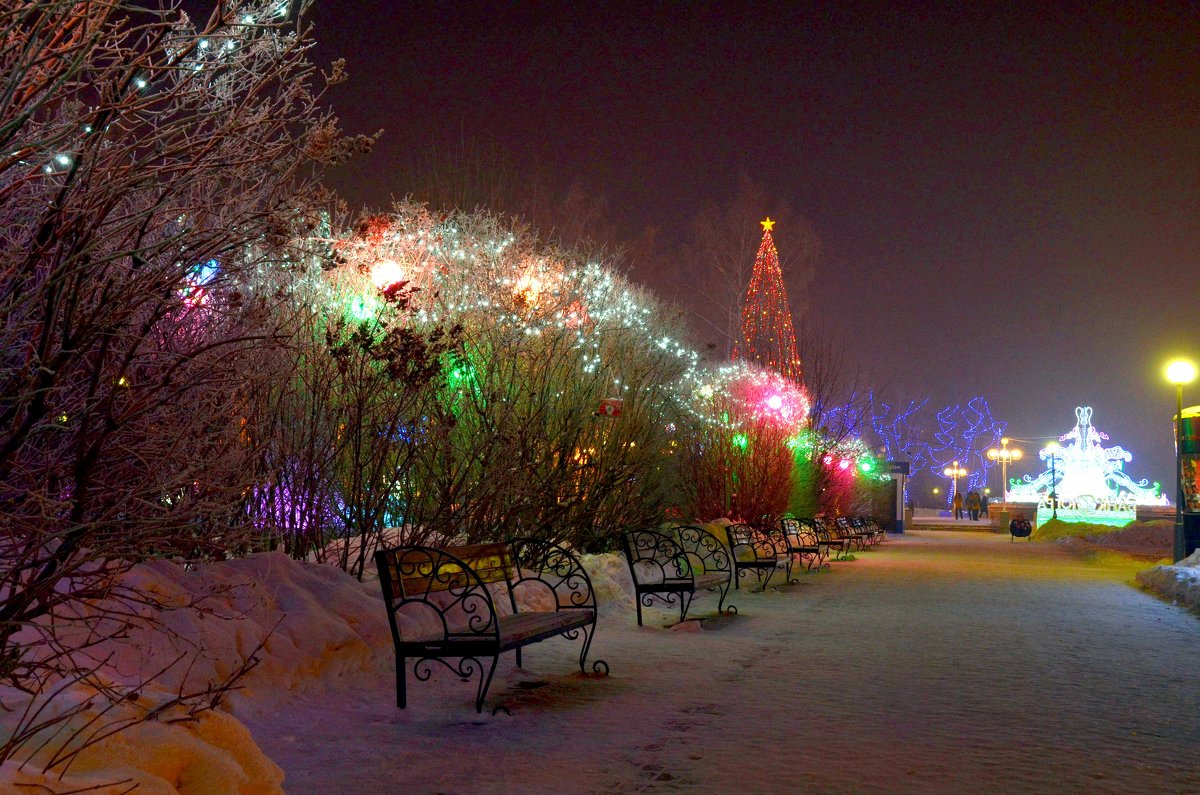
850;516;885;546
780;516;829;572
375;538;608;713
724;522;790;590
835;516;870;550
812;517;851;560
621;525;735;626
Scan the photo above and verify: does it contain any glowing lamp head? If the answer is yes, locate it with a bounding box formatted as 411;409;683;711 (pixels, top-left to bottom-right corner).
766;394;783;411
1166;359;1197;385
370;259;405;290
987;449;999;460
1011;449;1023;460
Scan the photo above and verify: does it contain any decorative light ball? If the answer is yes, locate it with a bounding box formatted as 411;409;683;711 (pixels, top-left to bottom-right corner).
766;395;783;411
838;459;851;470
822;454;834;466
370;259;405;290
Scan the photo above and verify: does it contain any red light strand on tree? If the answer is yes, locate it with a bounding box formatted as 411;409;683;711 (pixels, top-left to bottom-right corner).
733;218;802;383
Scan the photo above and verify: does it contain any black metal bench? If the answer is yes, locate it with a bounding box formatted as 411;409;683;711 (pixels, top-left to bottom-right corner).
723;523;787;590
849;516;883;546
835;516;870;551
375;538;608;713
811;517;851;560
780;516;829;572
621;525;735;626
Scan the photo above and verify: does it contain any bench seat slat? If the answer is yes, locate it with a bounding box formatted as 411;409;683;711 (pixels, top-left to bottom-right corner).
498;609;594;648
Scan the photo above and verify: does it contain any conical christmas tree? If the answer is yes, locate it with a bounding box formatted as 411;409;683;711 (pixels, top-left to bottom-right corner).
733;218;802;383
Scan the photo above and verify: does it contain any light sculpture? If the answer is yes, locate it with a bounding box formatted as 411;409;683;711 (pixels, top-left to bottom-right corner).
1008;407;1165;525
732;218;802;383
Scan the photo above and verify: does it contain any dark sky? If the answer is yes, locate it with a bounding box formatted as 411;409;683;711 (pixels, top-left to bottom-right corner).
306;0;1200;490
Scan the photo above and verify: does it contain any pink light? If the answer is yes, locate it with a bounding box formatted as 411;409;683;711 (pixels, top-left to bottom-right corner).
838;459;851;470
766;394;783;411
370;259;405;290
823;454;834;466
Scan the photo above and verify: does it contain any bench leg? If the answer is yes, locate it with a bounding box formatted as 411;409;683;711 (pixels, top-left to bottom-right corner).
396;655;406;709
760;565;774;592
716;578;734;616
635;592;645;626
473;655;499;714
679;590;693;623
572;620;609;676
515;647;522;668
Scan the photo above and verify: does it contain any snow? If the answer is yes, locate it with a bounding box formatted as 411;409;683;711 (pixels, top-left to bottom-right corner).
0;552;393;794
1136;548;1200;609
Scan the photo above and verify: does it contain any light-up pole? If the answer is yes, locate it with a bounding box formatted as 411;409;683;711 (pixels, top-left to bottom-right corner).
1044;441;1061;520
1167;359;1197;562
943;461;967;513
986;437;1023;511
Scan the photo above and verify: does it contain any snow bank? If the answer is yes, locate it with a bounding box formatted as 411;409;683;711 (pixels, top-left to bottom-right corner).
1136;548;1200;609
1;552;393;795
0;695;284;794
1040;519;1173;559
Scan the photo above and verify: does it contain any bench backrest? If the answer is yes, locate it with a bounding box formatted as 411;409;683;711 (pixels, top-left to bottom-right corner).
622;529;692;583
724;523;779;562
781;517;818;546
380;542;514;601
673;525;732;576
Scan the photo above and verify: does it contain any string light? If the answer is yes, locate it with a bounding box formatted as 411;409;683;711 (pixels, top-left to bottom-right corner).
732;218;802;384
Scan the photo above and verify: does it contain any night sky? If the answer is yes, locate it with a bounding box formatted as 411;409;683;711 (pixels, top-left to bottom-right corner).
306;1;1199;489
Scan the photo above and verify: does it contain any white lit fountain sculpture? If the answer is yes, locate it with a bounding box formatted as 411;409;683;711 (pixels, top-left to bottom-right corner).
1007;406;1166;526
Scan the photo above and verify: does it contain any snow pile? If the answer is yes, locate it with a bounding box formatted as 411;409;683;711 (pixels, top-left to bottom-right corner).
1040;519;1173;559
0;705;284;794
1;552;393;795
1136;548;1200;609
100;551;392;709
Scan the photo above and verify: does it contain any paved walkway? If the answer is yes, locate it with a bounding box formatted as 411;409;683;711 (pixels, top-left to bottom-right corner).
251;531;1200;793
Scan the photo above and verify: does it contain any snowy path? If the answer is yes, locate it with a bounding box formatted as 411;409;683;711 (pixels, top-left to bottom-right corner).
247;531;1200;793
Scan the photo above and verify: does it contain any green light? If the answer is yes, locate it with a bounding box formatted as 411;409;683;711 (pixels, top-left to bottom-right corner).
348;294;379;321
732;433;749;451
859;459;874;473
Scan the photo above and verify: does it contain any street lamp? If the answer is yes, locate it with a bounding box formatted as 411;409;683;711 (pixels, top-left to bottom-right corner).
1043;441;1061;520
987;437;1023;510
943;460;967;514
1167;359;1197;562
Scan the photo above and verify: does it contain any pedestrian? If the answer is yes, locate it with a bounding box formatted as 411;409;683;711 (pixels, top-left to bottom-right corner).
981;493;990;518
967;490;981;521
953;491;963;520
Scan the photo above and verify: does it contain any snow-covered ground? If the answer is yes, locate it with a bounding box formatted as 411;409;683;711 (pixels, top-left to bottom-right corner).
5;528;1199;793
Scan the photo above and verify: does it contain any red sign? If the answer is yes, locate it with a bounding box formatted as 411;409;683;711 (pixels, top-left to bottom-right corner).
597;398;623;417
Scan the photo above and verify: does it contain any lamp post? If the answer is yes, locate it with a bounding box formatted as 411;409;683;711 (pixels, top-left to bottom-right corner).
943;460;967;515
1043;441;1061;520
1167;359;1197;562
986;437;1023;511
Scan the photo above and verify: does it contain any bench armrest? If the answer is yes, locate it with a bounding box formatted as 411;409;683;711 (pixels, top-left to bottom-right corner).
673;525;732;576
508;538;598;612
621;529;694;585
375;545;501;645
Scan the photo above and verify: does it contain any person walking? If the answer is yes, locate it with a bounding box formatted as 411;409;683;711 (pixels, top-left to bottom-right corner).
967;490;981;521
981;492;990;518
953;491;964;520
